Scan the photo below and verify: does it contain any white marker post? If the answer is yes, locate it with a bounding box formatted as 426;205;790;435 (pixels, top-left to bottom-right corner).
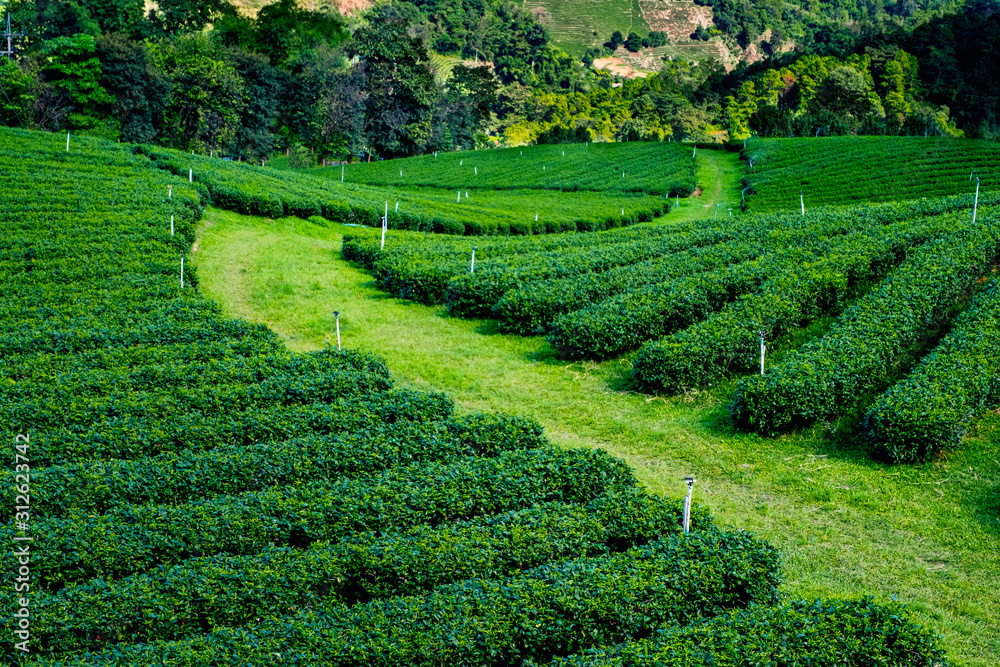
170;215;174;236
692;146;696;158
395;200;399;213
470;246;477;273
66;131;70;152
535;213;538;221
676;195;679;208
971;172;981;224
729;208;732;218
465;191;468;199
682;477;696;535
341;164;344;183
381;202;387;250
400;170;402;177
460;160;463;166
800;192;805;215
168;185;172;199
457;190;461;203
760;333;766;375
189;168;193;183
334;311;341;350
474;166;477;175
180;252;185;289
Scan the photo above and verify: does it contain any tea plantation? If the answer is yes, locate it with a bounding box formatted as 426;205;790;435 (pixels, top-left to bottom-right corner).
741;136;1000;213
0;126;967;664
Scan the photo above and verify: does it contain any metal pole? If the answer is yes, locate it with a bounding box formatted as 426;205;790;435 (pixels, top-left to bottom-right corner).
334;311;341;350
682;477;696;535
470;246;476;273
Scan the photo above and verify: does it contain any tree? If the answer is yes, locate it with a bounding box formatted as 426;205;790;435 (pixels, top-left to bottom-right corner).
625;31;642;52
351;4;437;157
38;33;115;134
150;34;246;153
96;33;169;143
143;0;237;37
607;30;624;49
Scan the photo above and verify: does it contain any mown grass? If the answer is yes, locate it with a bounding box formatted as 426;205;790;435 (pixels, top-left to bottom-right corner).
193;151;999;666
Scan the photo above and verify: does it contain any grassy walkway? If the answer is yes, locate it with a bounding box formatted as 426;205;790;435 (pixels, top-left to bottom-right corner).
193;150;999;666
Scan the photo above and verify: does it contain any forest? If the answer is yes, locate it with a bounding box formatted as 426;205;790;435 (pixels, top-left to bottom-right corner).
0;0;997;161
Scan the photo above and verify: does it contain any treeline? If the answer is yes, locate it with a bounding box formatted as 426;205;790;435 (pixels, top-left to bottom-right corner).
0;0;997;159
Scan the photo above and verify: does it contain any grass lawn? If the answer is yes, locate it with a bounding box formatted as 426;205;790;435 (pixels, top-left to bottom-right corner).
192;150;1000;666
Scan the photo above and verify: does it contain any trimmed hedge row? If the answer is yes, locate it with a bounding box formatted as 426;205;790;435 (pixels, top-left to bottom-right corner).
863;278;1000;463
9;448;635;588
631;219;954;393
730;214;1000;434
546;249;822;360
21;388;454;467
19;412;545;517
544;597;947;666
25;530;780;666
494;241;761;336
444;229;730;318
30;490;713;652
2;363;393;432
344;222;706;309
138;145;668;237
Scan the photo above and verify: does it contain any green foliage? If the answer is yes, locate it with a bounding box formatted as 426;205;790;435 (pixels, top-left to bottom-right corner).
25;531;780;666
335;141;696;196
742;136;999;213
547;597;948;666
12;448;636;588
730;215;1000;434
862;278;1000;463
30;490;712;651
631;208;969;392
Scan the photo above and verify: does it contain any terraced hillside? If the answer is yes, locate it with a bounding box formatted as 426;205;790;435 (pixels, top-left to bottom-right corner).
743;136;1000;213
325;141;697;196
140;144;677;235
1;127;947;666
345;187;1000;463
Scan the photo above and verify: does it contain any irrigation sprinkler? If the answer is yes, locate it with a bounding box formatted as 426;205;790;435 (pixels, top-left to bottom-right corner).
470;246;477;273
170;215;174;236
759;332;766;375
334;311;341;350
742;186;750;206
682;477;696;535
971;171;981;224
714;203;720;220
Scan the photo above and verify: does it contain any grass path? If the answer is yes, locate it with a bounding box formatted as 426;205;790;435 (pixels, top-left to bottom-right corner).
192;151;999;666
